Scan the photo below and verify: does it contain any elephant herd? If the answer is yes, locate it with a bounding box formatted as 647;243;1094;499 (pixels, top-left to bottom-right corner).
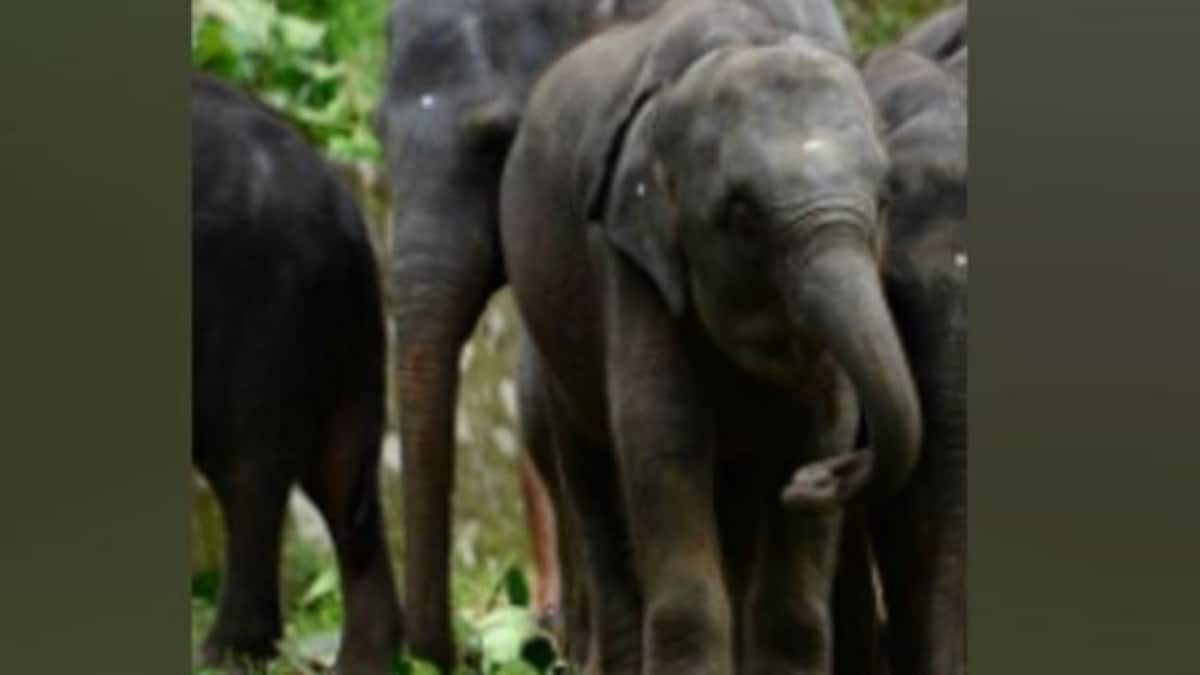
191;0;966;673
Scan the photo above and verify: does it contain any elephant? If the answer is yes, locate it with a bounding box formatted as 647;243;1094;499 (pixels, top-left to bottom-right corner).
943;45;967;88
191;74;401;673
899;2;966;87
898;2;966;67
514;332;595;664
498;1;924;672
832;30;969;675
375;0;667;667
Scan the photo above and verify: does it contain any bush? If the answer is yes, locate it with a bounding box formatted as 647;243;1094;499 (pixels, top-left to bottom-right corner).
191;0;390;163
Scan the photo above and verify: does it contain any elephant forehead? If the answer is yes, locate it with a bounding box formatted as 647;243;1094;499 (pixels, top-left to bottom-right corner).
762;123;888;178
714;40;860;96
703;62;874;136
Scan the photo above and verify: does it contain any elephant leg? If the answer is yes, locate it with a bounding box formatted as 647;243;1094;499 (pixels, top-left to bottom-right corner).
558;492;591;664
715;457;765;670
871;458;965;675
550;410;642;675
742;387;861;675
300;397;402;675
392;231;501;670
516;338;583;650
531;449;590;660
593;247;732;675
741;488;843;675
618;431;732;675
871;325;965;675
833;508;884;675
199;444;295;668
535;447;592;664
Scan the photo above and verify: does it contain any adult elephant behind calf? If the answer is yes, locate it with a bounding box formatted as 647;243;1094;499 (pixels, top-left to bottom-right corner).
192;73;401;673
830;37;969;675
375;0;666;668
501;0;923;672
899;2;966;66
899;2;967;87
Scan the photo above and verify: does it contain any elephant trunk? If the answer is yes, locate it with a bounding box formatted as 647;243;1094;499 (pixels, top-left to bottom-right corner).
785;243;923;504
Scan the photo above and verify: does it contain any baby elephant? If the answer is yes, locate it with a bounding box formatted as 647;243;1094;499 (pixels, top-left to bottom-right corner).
192;74;401;673
500;0;922;673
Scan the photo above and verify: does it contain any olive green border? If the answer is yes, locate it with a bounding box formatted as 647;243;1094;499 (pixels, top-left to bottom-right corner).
3;0;1199;672
0;1;189;673
970;0;1200;672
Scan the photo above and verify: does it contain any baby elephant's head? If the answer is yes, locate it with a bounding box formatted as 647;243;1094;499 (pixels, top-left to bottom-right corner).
602;36;921;502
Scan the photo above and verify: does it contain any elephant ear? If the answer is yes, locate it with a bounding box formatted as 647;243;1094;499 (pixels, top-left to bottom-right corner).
898;3;967;63
578;15;768;317
584;87;687;318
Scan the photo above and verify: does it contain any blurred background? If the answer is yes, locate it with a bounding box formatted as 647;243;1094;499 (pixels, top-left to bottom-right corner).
189;0;955;671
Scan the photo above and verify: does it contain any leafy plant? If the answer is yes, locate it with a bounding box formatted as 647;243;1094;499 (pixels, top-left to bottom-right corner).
192;551;563;674
191;0;388;163
836;0;956;54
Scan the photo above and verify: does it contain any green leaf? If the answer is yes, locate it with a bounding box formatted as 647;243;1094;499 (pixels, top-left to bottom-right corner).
289;57;344;82
476;606;534;668
191;569;221;603
192;19;239;77
276;14;327;52
503;566;531;608
200;0;275;54
391;657;443;675
326;121;382;161
259;88;294;112
288;91;349;128
280;629;341;671
299;566;339;608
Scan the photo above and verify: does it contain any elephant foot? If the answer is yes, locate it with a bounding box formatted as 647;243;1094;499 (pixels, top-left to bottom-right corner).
334;631;402;675
195;642;270;675
408;631;456;675
202;624;282;667
336;587;404;675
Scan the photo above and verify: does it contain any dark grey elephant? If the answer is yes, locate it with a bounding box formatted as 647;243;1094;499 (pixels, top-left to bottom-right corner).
375;0;662;668
500;1;923;673
899;3;966;61
832;18;968;675
898;2;967;86
192;73;400;674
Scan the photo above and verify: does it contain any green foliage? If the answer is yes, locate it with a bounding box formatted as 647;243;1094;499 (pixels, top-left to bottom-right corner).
191;0;389;162
192;546;561;674
836;0;957;54
501;564;532;608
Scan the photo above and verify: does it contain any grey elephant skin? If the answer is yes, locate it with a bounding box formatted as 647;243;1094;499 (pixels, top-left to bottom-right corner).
500;0;924;673
192;74;400;674
833;11;968;675
374;0;667;668
898;2;966;78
